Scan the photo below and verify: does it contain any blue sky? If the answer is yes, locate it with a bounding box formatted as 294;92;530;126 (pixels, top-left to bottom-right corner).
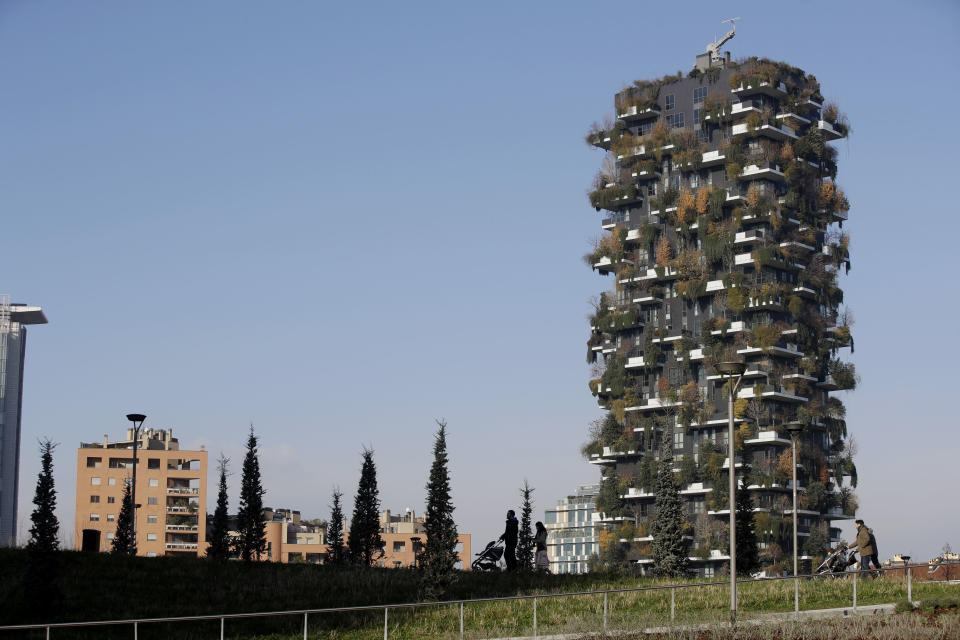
2;1;959;563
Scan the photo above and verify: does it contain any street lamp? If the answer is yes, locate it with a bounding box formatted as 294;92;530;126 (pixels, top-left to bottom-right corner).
714;361;746;624
126;413;146;555
786;420;805;616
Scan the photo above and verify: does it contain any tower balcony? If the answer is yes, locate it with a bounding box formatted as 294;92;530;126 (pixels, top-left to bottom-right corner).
817;120;846;140
730;81;788;98
737;344;804;358
730;100;763;117
739;164;786;182
731;122;797;141
617;104;661;122
776;112;811;128
616;144;648;161
700;149;726;167
743;430;791;447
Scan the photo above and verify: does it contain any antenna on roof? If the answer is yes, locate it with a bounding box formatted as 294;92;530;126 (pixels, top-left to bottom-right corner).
707;17;739;66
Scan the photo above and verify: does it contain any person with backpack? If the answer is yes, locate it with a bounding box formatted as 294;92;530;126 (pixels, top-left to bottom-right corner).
849;519;881;578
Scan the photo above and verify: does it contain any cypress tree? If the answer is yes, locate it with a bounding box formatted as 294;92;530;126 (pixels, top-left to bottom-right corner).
112;480;136;554
206;454;231;560
27;439;60;554
348;447;383;565
326;488;347;565
235;425;266;561
516;480;535;571
22;439;63;618
650;424;689;577
735;464;760;576
421;420;459;598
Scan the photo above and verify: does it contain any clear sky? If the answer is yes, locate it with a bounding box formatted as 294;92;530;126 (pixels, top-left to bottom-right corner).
2;0;959;563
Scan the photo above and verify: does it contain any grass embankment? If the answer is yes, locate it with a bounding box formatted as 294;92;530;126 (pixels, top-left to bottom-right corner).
1;549;957;639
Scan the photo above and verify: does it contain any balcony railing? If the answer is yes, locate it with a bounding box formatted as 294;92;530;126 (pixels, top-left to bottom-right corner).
165;543;199;550
167;487;200;495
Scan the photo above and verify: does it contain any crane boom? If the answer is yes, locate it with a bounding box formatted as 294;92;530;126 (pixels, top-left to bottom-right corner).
706;17;739;64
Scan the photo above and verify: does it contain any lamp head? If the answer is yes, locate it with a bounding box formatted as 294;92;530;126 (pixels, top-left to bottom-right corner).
786;421;805;437
714;361;746;376
126;413;146;426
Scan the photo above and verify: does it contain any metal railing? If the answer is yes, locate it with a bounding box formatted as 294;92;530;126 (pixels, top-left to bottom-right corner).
0;562;936;639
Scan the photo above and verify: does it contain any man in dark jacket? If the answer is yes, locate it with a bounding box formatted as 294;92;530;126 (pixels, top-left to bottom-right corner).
498;510;519;571
849;519;881;578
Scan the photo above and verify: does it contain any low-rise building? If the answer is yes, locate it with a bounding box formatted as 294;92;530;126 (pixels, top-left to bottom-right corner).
75;428;207;557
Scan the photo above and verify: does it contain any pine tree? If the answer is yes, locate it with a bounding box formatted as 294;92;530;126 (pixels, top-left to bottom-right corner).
27;439;60;554
421;420;459;598
112;480;136;554
348;447;383;565
516;480;535;571
235;425;266;561
650;425;689;577
326;488;347;565
735;464;760;576
206;454;231;560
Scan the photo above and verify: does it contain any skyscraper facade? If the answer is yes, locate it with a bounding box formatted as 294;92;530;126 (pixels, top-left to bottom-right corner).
0;296;47;546
583;48;856;575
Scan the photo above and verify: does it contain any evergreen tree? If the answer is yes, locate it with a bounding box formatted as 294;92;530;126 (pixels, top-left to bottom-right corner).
112;480;136;554
516;480;535;571
348;447;383;565
235;425;266;561
420;420;459;598
27;439;60;554
650;425;689;577
735;464;760;576
206;454;231;560
326;488;347;565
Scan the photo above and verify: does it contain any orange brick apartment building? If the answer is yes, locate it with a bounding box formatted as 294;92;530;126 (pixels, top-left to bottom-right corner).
75;428;207;557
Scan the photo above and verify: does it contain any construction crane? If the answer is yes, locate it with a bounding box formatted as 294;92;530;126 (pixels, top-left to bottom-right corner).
706;17;739;66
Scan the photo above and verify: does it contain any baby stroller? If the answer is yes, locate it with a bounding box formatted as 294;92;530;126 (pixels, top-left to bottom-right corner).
472;540;505;571
815;546;857;577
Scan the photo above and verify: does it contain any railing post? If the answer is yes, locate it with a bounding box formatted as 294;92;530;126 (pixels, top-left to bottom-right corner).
459;601;464;640
134;620;138;640
603;591;608;632
794;575;799;617
46;627;50;640
303;612;308;640
533;597;537;639
852;570;857;612
671;587;675;623
907;565;912;603
220;617;224;640
384;607;388;640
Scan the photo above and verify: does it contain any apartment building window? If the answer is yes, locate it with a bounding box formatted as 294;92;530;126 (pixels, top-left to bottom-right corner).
146;552;157;557
86;457;101;468
90;495;100;503
693;87;708;104
147;534;157;542
148;497;158;505
674;430;684;449
681;306;688;330
148;458;160;470
90;477;101;486
690;173;700;189
106;532;114;540
666;113;684;129
393;541;405;552
107;514;115;522
108;477;116;486
704;566;715;578
147;515;158;523
665;94;675;110
89;514;100;522
149;478;159;487
638;121;653;136
107;496;115;504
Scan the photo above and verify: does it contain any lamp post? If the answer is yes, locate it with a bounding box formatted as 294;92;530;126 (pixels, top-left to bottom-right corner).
714;361;746;625
786;420;805;616
126;413;146;555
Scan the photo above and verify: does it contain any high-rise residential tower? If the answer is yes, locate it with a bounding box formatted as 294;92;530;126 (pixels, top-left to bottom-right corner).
583;44;856;576
0;296;47;546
